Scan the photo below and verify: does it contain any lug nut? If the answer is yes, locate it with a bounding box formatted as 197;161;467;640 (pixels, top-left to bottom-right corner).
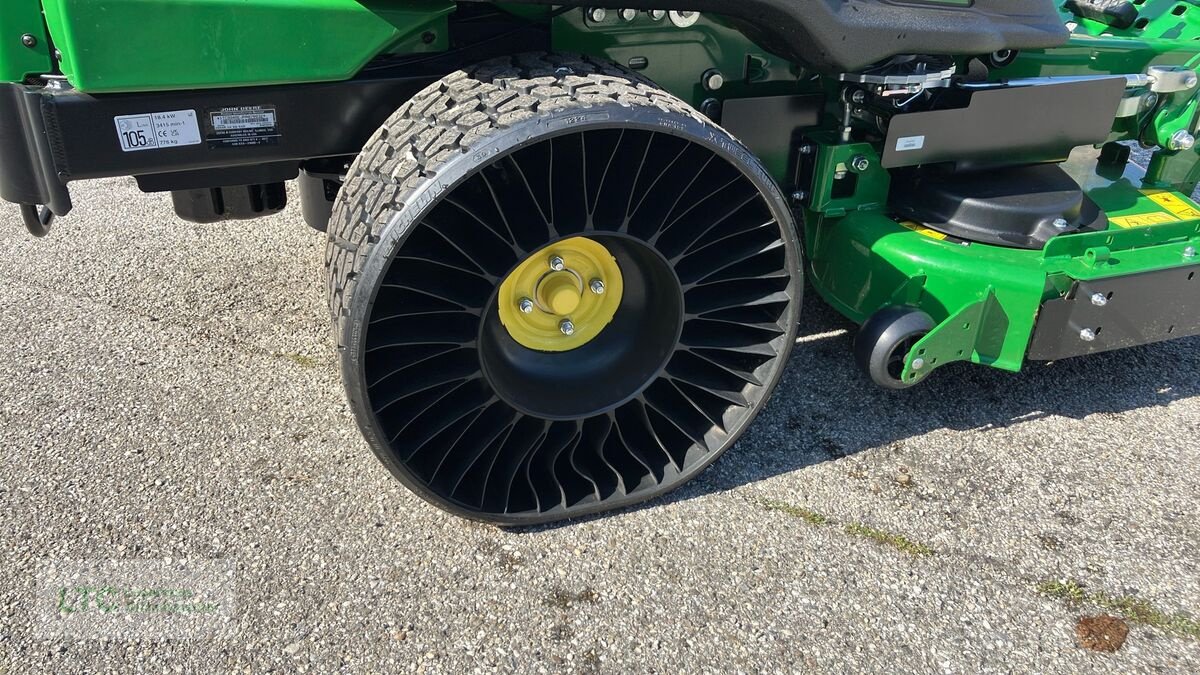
1080;328;1097;342
560;320;576;336
549;255;565;271
1169;130;1196;151
1090;293;1108;307
518;298;534;314
587;7;608;23
590;279;606;295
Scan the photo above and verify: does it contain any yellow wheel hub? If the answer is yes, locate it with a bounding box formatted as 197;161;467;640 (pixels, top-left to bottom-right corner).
498;237;624;352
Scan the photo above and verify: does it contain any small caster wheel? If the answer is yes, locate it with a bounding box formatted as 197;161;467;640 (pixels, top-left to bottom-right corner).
854;306;935;390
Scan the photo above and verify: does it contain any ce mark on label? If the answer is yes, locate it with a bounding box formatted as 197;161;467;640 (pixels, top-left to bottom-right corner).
114;110;202;152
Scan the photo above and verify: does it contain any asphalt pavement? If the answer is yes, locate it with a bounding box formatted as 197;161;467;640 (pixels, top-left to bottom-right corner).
1;176;1198;673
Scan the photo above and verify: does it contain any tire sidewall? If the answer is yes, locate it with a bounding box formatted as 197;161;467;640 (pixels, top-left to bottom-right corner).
341;100;804;525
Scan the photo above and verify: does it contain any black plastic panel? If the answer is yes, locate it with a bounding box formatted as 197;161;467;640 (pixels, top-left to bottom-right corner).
1028;265;1200;361
882;78;1128;171
482;0;1069;73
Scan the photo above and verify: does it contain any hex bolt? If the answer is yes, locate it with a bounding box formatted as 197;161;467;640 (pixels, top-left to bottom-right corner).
560;320;576;336
590;279;606;295
1169;130;1196;152
587;7;608;23
1053;218;1070;230
1142;92;1160;110
549;255;565;271
619;8;638;22
1080;328;1097;342
703;69;725;92
519;298;535;314
1185;245;1197;258
20;34;37;48
1090;292;1108;307
911;358;926;371
850;155;871;172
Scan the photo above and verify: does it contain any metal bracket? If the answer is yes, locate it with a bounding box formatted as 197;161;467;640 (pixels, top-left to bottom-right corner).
900;289;1007;385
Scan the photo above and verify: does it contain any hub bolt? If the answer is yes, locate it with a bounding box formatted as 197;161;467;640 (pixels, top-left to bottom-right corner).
590;279;606;295
1090;293;1108;307
519;298;535;314
1185;245;1197;258
560;320;576;336
549;255;566;271
587;7;608;23
1080;328;1097;342
1169;130;1196;152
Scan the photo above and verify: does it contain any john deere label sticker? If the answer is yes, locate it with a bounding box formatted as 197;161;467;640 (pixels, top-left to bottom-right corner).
895;135;926;152
204;105;280;149
113;110;201;152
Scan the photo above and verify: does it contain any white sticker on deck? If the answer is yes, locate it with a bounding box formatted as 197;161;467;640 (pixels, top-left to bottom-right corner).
895;135;926;152
114;110;202;152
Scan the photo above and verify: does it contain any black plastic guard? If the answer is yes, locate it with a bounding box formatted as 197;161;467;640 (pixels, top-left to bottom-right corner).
479;0;1068;74
1028;265;1200;361
882;78;1128;171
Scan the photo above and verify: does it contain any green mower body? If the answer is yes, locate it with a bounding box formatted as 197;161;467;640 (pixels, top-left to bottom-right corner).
4;0;1200;522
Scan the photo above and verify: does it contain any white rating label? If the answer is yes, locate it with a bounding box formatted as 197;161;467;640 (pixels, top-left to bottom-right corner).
114;110;202;152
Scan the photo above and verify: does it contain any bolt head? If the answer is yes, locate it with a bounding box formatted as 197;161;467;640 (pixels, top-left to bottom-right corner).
1142;92;1160;110
798;143;815;156
911;358;925;371
1080;328;1097;342
518;298;534;314
1185;245;1198;258
549;255;565;271
589;279;605;295
560;320;576;336
850;155;870;172
20;34;37;48
704;70;725;92
791;190;808;204
1169;130;1196;152
1053;218;1070;230
1090;292;1108;307
619;8;638;22
1188;74;1199;89
851;90;867;105
587;7;608;22
649;9;667;20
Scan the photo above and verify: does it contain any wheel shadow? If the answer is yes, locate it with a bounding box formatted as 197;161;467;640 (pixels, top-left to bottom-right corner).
514;294;1200;531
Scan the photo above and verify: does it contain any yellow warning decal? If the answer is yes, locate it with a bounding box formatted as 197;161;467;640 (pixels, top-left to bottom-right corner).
899;220;948;240
1110;212;1179;229
1142;189;1200;220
